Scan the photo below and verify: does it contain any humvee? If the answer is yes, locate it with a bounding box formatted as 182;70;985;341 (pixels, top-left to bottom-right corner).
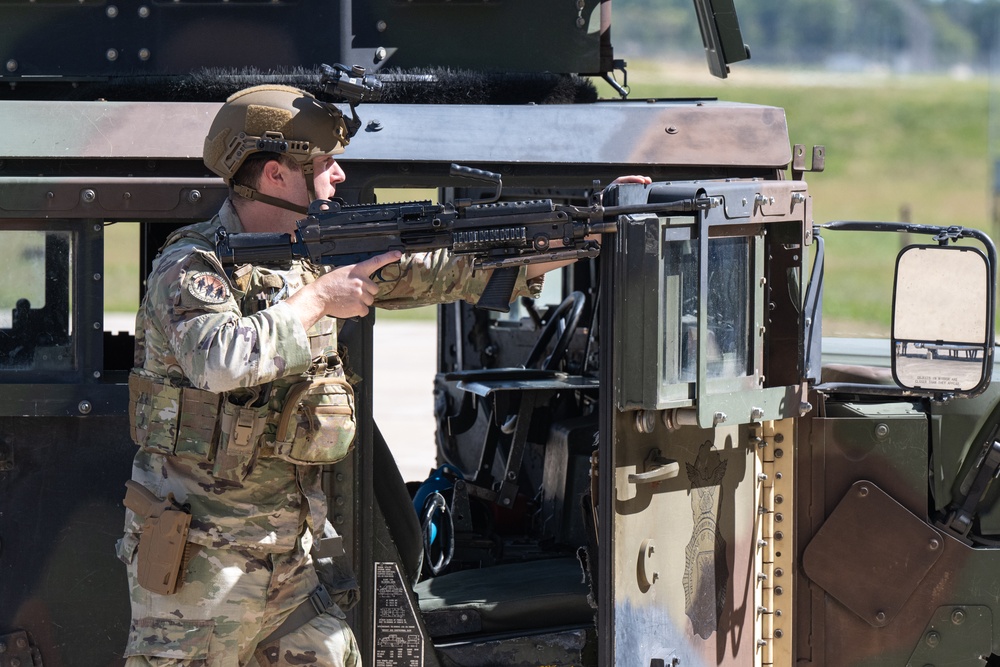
2;1;998;666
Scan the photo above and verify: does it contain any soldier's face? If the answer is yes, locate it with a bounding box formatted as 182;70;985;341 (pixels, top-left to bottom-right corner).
312;156;346;201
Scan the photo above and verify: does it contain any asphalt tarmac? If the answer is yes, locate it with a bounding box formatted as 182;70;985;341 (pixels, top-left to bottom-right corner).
371;319;439;483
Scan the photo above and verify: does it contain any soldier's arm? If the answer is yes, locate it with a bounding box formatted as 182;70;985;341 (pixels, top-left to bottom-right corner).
143;247;313;392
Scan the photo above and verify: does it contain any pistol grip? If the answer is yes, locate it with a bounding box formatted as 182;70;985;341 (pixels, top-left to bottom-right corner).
477;266;518;313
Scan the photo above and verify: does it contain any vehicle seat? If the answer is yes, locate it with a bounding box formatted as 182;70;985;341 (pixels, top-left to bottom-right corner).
372;424;595;640
413;556;594;638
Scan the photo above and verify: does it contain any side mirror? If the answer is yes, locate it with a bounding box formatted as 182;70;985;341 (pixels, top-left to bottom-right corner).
892;244;994;395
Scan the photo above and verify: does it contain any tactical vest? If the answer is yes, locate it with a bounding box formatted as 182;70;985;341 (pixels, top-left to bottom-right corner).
127;218;357;485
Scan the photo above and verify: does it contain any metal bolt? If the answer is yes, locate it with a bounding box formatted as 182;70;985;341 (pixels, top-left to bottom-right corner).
757;639;768;647
93;223;102;231
757;473;768;481
792;192;806;204
751;407;764;422
14;638;24;650
952;608;966;625
775;586;783;595
139;48;151;61
93;273;102;281
335;472;344;482
106;48;119;62
800;401;813;415
774;568;784;577
713;411;727;425
665;126;678;135
106;5;118;17
78;400;92;415
925;631;941;648
876;611;886;623
859;485;869;497
775;513;784;523
757;572;768;581
93;321;101;330
774;531;784;540
6;60;17;73
774;448;783;458
929;538;940;550
775;494;783;504
334;514;344;524
93;371;101;379
774;629;784;639
138;5;150;17
82;189;97;203
376;20;388;32
875;423;889;438
774;433;784;444
188;190;202;204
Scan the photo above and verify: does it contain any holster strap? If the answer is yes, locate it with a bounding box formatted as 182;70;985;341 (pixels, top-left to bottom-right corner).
259;585;334;647
313;535;345;560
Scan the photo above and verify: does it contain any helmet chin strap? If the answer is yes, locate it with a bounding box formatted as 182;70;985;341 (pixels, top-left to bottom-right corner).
232;184;309;216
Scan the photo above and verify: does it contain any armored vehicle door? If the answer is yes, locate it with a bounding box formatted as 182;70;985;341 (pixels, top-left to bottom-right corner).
598;179;811;665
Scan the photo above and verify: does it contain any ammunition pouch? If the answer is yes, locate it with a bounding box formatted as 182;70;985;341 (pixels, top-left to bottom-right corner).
212;400;269;484
129;358;357;474
128;372;221;462
269;374;357;466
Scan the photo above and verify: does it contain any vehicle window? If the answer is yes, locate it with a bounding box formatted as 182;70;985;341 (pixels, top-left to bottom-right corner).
0;230;74;370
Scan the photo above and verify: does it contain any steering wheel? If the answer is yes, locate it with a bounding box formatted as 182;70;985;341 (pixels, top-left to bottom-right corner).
524;291;587;370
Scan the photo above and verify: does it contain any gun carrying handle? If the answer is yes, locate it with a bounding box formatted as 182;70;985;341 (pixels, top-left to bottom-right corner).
476;267;519;313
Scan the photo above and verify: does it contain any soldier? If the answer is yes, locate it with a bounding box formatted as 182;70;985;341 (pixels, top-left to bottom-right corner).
115;83;548;667
118;83;650;667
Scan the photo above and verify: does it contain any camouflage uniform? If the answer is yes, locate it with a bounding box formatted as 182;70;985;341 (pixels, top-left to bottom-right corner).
118;199;540;666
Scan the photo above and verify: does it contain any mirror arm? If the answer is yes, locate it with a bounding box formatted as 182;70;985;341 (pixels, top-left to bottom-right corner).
823;219;997;354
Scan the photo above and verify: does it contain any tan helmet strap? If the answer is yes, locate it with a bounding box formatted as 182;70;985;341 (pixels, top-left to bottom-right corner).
232;184;309;215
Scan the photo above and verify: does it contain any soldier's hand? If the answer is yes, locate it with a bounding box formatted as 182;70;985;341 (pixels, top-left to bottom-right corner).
287;250;402;327
609;175;652;185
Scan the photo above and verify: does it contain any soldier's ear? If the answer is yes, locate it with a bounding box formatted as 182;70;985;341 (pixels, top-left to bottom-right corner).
261;159;287;186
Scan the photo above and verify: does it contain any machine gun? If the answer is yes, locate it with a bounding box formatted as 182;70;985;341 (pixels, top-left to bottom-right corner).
215;165;718;312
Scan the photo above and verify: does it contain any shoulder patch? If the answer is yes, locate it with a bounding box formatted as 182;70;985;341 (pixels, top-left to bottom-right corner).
186;271;231;304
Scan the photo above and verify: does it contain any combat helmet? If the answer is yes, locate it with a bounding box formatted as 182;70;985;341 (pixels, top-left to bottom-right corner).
203;84;351;212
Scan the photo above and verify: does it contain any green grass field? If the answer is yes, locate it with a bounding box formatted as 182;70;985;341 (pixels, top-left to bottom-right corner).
106;64;995;335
